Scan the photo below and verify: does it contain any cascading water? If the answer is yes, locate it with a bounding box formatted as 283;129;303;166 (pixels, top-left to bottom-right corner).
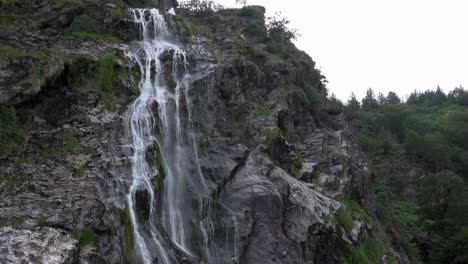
124;8;211;264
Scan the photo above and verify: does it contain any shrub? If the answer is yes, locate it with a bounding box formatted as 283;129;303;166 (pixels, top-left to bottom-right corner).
35;216;47;227
74;227;98;245
179;0;224;12
65;16;121;42
87;56;117;110
72;166;85;178
65;16;98;36
238;6;264;18
244;22;264;36
302;83;324;112
337;206;354;231
253;105;270;118
0;106;26;157
265;14;298;56
343;235;386;264
110;8;123;18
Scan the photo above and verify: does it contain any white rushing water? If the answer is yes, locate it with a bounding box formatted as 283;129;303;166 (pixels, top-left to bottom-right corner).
124;8;210;264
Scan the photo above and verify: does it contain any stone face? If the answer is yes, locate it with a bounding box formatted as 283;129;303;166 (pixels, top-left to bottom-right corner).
0;2;381;264
0;227;78;264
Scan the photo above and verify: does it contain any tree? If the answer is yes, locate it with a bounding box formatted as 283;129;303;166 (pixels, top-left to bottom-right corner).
347;92;360;111
418;171;468;224
377;92;386;106
406;90;420;104
381;104;409;142
361;88;379;110
448;86;468;106
441;110;468;148
265;13;298;55
386;91;401;104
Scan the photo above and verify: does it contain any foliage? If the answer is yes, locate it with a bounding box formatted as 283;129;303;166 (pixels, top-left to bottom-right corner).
238;6;263;18
0;106;26;157
179;0;224;12
86;56;117;110
74;227;98;245
342;234;386;264
348;86;468;262
361;88;379;110
336;197;369;231
253;105;270;118
0;47;47;58
123;205;134;255
347;92;360;111
72;166;85;178
265;13;298;56
65;15;121;42
337;206;354;231
98;127;105;138
35;216;47;227
244;22;264;36
110;8;123;18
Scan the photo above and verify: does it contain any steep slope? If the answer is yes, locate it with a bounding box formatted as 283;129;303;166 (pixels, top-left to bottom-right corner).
1;1;396;263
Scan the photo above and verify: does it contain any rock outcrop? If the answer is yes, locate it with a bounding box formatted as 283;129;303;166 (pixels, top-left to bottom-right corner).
0;2;390;264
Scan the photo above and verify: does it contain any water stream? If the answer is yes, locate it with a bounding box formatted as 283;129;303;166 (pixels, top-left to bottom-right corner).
124;8;210;263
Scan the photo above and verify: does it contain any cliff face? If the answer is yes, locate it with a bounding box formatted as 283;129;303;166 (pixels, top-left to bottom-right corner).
0;2;388;264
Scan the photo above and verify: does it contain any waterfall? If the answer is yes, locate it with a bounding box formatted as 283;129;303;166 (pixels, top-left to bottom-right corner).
124;8;210;264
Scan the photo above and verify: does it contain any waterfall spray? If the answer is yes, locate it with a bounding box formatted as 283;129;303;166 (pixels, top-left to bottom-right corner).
124;8;210;263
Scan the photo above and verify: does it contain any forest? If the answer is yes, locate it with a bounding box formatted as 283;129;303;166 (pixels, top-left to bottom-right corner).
346;87;468;263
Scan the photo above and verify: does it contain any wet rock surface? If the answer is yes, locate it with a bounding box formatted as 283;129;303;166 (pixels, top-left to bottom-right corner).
0;2;384;264
0;227;78;264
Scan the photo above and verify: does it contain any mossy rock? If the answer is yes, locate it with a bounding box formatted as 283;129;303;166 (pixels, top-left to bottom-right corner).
146;142;166;180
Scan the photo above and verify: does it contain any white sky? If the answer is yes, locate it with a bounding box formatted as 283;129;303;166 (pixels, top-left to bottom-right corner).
214;0;468;101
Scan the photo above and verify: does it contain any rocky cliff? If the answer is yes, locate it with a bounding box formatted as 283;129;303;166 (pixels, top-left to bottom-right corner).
0;1;395;263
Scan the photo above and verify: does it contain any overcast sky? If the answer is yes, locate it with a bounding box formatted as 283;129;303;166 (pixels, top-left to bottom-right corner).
215;0;468;101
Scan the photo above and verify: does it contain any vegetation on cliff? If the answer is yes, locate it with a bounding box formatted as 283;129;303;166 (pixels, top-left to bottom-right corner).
348;87;468;263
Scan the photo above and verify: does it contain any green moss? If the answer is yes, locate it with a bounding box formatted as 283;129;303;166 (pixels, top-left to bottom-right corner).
342;234;386;264
253;105;271;118
123;204;134;255
337;206;354;231
98;127;105;138
51;0;86;8
151;175;161;190
0;172;33;193
0;46;47;58
266;127;282;144
0;106;26;157
81;145;96;155
86;56;117;110
110;8;123;18
59;132;79;153
312;164;321;180
35;216;47;227
65;15;121;43
288;157;302;177
0;217;24;228
229;112;248;130
337;197;370;231
98;203;105;215
146;142;166;180
244;22;264;36
72;166;85;178
73;226;98;245
41;131;79;157
260;151;273;161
